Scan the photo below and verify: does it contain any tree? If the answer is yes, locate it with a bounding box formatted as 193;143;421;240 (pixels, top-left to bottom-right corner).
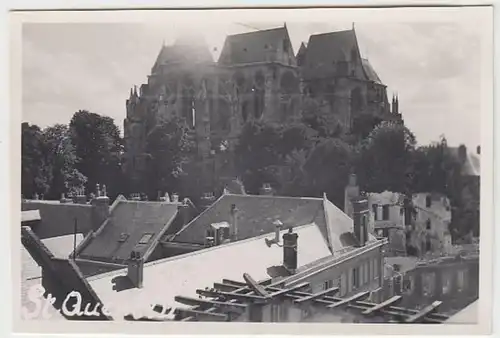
301;97;343;139
302;138;355;207
42;124;87;199
234;121;283;194
21;123;50;198
356;121;416;194
143;117;195;199
69;110;123;198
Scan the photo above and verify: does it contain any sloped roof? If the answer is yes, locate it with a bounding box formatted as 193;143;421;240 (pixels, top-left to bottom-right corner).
171;193;367;253
172;194;328;245
21;234;84;320
77;201;178;263
218;26;295;65
151;39;213;73
300;29;366;80
87;223;332;320
361;58;383;84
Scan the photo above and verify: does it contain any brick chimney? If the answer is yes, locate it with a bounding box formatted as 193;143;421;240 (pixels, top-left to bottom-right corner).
259;183;274;196
283;227;298;273
230;204;239;240
127;250;144;288
353;197;369;247
91;183;110;231
344;173;360;219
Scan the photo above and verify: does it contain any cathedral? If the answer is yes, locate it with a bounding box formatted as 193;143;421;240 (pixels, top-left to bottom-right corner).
123;24;401;196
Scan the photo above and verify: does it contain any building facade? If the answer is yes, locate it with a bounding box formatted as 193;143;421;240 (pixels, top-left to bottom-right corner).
123;25;401;194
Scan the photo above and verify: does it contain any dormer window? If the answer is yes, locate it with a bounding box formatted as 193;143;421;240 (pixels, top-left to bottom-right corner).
139;233;154;245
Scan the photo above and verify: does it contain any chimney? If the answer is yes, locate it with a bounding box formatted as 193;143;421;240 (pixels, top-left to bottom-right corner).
353;197;369;247
344;173;360;218
476;145;481;155
259;183;274;196
458;144;467;163
127;250;144;288
177;199;191;228
273;220;283;242
283;227;298;273
91;183;110;231
75;188;87;204
230;204;239;240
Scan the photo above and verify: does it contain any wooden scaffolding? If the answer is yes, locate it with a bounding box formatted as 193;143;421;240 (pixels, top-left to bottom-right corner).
171;273;450;323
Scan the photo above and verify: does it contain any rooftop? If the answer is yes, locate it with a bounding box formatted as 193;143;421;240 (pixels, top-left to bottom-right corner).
76;200;179;263
218;26;295;65
87;223;332;320
170;193;373;252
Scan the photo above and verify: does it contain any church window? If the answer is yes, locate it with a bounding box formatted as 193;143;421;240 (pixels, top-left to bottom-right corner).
190;98;196;128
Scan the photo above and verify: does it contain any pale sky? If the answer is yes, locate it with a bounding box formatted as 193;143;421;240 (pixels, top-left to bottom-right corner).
21;9;487;150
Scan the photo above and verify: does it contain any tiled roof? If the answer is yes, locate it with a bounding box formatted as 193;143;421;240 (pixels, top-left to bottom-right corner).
171;194;367;253
218;26;295;65
300;29;367;80
77;201;178;263
87;224;332;320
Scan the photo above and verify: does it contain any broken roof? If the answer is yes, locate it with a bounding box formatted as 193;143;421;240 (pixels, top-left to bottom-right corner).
170;194;368;252
218;26;296;65
87;223;332;320
76;200;179;264
21;233;84;320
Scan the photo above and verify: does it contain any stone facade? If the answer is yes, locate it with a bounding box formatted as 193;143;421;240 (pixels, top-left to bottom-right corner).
123;25;400;194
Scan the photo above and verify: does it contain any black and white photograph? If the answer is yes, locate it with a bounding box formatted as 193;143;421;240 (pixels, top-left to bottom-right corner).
12;4;494;335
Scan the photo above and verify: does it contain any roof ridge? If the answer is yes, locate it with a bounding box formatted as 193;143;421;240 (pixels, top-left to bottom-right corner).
226;26;286;38
223;193;323;201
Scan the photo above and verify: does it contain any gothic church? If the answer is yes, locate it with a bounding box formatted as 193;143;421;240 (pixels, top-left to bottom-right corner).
123;24;401;195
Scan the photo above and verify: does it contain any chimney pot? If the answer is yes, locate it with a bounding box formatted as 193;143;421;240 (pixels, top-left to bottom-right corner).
283;228;298;272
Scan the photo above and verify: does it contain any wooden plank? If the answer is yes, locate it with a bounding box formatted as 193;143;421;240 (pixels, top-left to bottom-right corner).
221;279;247;288
196;289;269;303
362;295;402;315
294;287;339;304
355;300;449;321
269;282;310;299
174;308;229;322
243;273;271;297
174;296;247;313
326;291;371;309
405;301;442;323
213;282;240;292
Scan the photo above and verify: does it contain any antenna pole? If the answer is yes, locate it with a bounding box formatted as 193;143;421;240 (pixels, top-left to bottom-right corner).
73;218;77;260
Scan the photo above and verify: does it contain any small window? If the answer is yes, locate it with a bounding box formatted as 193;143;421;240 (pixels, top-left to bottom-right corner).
323;280;333;290
382;205;390;220
457;270;467;292
340;273;347;296
426;219;431;230
118;233;129;243
139;233;154;245
426;195;432;208
442;271;452;295
374;258;379;278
